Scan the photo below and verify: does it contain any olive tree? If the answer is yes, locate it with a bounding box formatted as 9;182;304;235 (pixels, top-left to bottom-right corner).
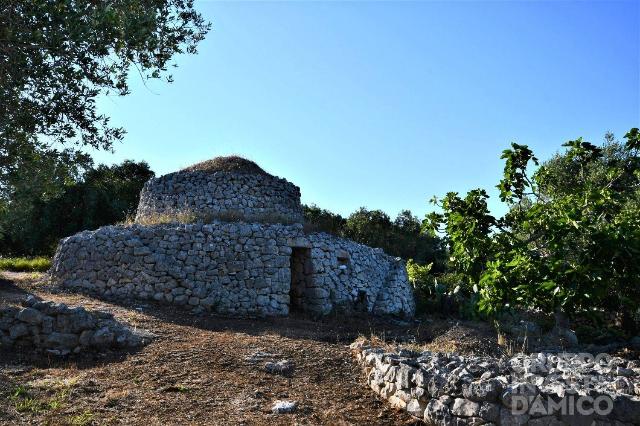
1;0;210;150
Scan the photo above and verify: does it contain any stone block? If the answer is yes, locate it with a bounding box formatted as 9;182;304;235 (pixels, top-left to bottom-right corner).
17;308;44;325
451;398;480;417
45;332;79;349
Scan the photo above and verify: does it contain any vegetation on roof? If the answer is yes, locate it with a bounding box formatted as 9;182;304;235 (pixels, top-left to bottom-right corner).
182;156;269;175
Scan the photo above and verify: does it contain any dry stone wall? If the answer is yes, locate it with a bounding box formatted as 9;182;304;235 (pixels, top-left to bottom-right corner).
352;340;640;425
135;170;304;224
51;223;414;318
52;222;301;317
0;296;152;355
298;233;415;317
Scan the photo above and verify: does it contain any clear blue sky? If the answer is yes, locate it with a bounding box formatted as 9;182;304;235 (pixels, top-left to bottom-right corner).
93;0;639;219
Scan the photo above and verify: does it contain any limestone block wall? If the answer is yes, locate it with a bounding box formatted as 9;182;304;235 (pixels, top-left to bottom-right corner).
51;222;415;318
52;222;301;317
135;170;304;224
0;296;151;355
373;262;416;317
297;233;415;317
352;340;640;425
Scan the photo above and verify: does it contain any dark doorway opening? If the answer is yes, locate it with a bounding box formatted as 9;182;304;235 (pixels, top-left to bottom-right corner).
290;247;312;312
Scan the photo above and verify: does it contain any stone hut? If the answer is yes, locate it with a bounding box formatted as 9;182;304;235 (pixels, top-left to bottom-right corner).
51;157;415;318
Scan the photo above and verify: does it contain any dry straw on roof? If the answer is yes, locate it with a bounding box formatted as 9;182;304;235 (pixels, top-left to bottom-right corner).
182;155;270;176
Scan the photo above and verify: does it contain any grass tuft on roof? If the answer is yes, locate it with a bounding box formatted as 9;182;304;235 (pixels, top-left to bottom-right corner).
182;156;269;176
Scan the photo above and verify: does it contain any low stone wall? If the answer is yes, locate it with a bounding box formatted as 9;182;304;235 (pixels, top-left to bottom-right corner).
0;296;151;355
135;170;304;224
51;222;415;318
351;340;640;425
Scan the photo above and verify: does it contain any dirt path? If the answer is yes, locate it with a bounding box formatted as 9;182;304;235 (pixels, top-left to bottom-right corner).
0;273;426;425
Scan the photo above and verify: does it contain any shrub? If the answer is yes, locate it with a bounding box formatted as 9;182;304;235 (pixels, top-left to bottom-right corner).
0;154;154;256
407;260;477;317
303;205;447;268
303;204;346;235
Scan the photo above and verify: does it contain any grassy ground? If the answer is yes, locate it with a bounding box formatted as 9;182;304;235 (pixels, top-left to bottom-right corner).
0;257;51;272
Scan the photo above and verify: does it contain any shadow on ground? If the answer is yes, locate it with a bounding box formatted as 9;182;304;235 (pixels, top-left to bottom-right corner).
0;278;147;370
0;271;425;425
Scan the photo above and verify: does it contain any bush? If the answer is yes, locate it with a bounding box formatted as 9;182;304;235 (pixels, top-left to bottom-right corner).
0;152;154;256
407;260;477;318
0;257;51;272
303;204;346;235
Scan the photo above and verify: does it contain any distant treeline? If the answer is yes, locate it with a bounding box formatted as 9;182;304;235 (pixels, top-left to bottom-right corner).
0;142;153;256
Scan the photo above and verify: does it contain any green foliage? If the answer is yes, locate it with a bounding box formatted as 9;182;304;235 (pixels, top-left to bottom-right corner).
407;260;440;313
426;190;496;284
0;0;210;150
303;204;346;235
429;128;640;332
69;411;95;426
0;257;51;272
407;259;477;317
406;259;433;288
344;208;446;270
0;142;154;256
1;1;208;252
498;143;538;202
343;208;393;249
48;160;155;234
537;131;638;199
0;140;92;254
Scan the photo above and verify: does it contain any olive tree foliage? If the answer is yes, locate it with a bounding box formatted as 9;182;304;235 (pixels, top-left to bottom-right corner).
427;129;640;331
0;0;207;253
343;208;395;251
0;0;210;150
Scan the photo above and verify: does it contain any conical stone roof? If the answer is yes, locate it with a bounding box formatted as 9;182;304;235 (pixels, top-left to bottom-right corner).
135;156;303;224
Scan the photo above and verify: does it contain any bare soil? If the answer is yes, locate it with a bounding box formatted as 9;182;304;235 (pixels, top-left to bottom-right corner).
0;272;497;425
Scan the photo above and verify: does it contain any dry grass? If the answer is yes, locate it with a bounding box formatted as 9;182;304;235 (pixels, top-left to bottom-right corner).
1;273;419;425
358;319;504;357
182;155;270;176
132;209;299;227
0;257;51;272
132;211;199;226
